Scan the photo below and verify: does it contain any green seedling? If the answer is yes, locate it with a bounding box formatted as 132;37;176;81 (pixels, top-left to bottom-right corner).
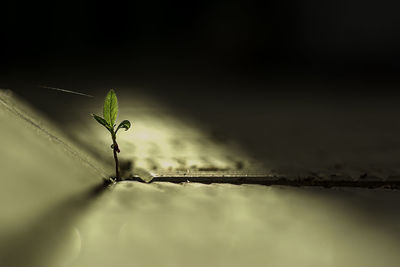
92;89;132;181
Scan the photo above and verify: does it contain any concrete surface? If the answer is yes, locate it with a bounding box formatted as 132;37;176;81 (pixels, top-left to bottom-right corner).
1;89;400;267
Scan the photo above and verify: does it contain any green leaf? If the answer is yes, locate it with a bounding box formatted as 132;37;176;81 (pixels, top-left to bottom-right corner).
103;89;118;127
92;114;111;131
116;120;131;133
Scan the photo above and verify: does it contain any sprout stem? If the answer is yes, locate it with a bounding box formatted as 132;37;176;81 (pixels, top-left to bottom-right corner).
112;134;121;181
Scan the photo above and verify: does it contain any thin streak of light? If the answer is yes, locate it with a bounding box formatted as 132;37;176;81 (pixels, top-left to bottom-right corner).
39;85;94;98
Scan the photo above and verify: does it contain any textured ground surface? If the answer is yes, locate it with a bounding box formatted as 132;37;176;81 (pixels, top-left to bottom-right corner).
1;89;400;267
60;86;400;181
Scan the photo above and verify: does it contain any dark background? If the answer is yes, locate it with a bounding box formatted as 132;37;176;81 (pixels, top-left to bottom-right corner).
2;0;400;87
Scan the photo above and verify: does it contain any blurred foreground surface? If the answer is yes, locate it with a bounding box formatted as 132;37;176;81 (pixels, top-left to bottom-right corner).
1;89;400;267
0;90;105;240
70;182;400;267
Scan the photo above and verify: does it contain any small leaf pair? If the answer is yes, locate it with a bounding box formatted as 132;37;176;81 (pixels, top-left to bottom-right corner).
91;89;132;135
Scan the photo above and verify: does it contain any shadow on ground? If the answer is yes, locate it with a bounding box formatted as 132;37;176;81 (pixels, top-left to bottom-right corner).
0;183;109;267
